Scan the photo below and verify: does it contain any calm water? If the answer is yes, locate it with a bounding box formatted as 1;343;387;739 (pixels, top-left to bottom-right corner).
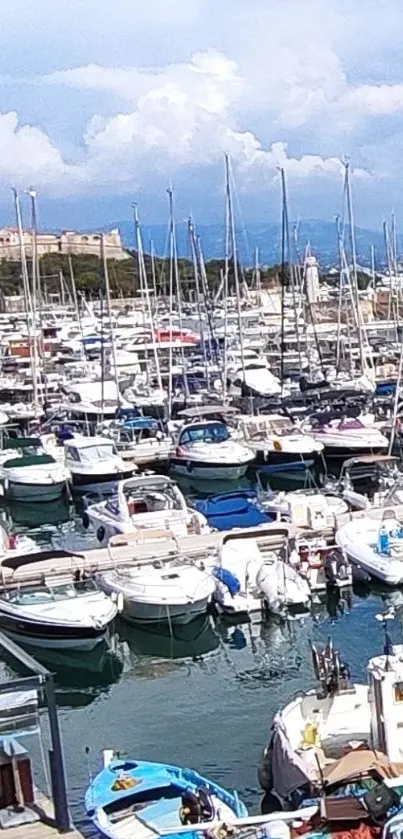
1;484;402;837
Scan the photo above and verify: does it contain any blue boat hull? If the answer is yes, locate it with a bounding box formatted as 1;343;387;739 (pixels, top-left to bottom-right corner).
85;757;248;839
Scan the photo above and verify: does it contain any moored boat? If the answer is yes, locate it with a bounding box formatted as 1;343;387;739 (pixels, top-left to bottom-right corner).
0;436;71;502
170;420;254;481
85;753;248;839
0;551;117;649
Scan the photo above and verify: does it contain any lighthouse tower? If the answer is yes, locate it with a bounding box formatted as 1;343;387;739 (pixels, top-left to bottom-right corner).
305;251;320;305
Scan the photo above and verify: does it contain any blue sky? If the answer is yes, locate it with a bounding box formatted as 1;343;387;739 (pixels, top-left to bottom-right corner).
2;0;403;228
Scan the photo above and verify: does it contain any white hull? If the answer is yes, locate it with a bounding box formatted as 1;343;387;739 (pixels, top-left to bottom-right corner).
3;629;106;651
3;481;67;502
98;565;215;625
118;596;212;625
171;462;250;480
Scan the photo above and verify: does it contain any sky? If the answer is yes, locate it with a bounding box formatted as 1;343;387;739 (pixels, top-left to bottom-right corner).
2;0;403;229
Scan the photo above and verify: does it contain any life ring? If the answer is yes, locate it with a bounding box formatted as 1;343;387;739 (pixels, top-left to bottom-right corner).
179;791;203;825
97;525;106;543
82;512;90;529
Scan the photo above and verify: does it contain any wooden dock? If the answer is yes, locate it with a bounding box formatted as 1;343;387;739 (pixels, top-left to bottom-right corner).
0;501;402;588
1;792;85;838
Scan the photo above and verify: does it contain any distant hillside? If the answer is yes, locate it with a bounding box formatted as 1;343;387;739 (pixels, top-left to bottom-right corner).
113;219;386;268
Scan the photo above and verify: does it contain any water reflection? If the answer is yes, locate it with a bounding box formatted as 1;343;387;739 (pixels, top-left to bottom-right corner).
3;496;72;529
116;615;220;676
1;636;123;709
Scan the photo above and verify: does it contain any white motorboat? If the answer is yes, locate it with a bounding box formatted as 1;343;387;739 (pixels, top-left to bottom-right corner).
211;527;310;617
64;434;135;489
170;420;254;481
259;489;348;530
310;416;389;459
336;513;403;585
0;551;117;649
237;414;323;468
0;437;71;502
97;552;216;625
100;416;172;467
84;473;209;545
259;628;403;807
227;354;282;397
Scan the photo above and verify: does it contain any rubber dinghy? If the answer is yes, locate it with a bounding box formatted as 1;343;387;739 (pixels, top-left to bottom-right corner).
336;513;403;585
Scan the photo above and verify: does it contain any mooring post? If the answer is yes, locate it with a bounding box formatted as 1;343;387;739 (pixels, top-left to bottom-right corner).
44;675;72;833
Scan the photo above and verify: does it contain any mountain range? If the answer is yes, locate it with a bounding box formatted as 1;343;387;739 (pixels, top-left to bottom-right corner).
113;219;387;268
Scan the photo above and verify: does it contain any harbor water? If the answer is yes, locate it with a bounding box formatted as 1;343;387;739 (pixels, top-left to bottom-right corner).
0;481;400;837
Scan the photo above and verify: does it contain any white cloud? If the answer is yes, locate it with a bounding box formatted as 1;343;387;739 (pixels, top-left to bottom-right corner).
3;0;403;212
0;112;70;187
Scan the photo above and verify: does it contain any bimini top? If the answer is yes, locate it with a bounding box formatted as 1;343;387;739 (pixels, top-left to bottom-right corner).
120;474;175;493
3;437;41;450
122;417;161;431
0;549;85;572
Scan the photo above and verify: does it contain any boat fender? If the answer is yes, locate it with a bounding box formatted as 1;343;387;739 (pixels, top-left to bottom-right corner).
117;592;124;613
97;525;106;543
82;512;90;529
213;566;241;597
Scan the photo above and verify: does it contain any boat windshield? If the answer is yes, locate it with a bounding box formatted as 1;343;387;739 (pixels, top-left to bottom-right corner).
5;578;98;606
182;424;230;445
78;444;115;463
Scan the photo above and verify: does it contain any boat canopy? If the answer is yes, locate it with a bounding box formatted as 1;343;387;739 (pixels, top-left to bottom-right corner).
0;549;85;571
4;437;41;449
196;491;275;531
3;454;55;468
122;417;161;430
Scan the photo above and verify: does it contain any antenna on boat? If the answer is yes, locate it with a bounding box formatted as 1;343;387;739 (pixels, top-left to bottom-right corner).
85;745;94;808
375;609;395;671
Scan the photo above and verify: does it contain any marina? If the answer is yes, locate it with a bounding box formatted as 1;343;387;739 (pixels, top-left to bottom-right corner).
3;129;403;839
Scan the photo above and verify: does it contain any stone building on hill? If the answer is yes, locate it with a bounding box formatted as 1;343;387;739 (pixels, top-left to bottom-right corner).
0;228;129;261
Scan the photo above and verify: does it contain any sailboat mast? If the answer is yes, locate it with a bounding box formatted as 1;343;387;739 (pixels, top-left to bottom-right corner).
189;219;209;384
101;234;120;402
28;189;41;412
281;168;302;373
133;204;163;391
225;154;246;386
167;187;189;402
12;189;38;412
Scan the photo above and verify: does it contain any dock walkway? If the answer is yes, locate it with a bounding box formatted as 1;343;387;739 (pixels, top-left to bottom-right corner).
0;502;401;588
1;792;85;838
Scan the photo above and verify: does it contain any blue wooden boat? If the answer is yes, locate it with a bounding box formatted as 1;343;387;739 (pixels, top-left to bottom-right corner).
85;754;247;839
